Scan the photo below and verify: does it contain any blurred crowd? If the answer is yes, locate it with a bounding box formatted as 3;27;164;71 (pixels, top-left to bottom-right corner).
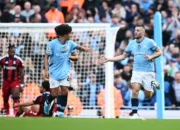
0;0;180;113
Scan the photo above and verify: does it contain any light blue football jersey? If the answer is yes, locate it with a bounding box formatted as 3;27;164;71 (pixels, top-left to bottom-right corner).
45;39;78;80
125;37;158;72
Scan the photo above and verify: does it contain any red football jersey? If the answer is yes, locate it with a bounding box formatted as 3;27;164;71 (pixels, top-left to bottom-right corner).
0;55;24;81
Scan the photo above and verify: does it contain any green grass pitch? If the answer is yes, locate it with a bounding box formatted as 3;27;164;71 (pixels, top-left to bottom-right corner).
0;117;180;130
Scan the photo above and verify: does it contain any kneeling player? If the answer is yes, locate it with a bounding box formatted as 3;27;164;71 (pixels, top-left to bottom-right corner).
14;81;53;117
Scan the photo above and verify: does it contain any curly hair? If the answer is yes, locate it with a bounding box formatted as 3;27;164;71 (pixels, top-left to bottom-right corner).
54;24;72;36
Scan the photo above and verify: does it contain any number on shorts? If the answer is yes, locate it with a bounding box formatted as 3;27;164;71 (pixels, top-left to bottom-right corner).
67;76;70;81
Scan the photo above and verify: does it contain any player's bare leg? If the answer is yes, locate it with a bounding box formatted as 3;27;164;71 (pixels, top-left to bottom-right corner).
44;87;58;115
144;89;154;99
129;83;141;118
11;87;21;115
31;105;40;113
17;105;40;117
54;86;69;117
16;105;39;117
11;87;20;104
15;106;31;117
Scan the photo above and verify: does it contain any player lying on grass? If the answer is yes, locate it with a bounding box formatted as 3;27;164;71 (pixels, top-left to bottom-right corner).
13;81;53;117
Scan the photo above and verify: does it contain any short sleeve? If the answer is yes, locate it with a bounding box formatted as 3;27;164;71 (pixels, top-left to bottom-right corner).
150;40;158;51
0;57;3;65
18;58;24;67
124;42;132;54
14;56;24;67
46;42;53;56
69;40;78;54
33;95;41;104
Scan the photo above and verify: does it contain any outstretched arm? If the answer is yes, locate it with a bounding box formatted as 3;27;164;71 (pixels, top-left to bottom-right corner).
77;46;92;52
13;101;34;108
99;52;129;64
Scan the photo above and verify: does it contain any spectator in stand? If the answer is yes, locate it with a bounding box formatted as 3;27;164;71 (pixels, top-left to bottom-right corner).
13;5;26;23
164;66;173;107
21;1;34;22
169;71;180;110
70;14;88;23
30;5;47;23
98;1;112;23
122;0;137;8
125;4;139;24
97;86;123;118
60;0;84;17
82;0;97;11
121;65;132;83
166;0;176;17
167;7;180;40
139;0;153;14
67;0;85;14
87;15;94;23
111;2;126;19
116;20;129;45
171;29;180;46
45;2;64;23
66;5;86;23
83;73;103;106
0;4;14;23
9;0;16;15
114;70;127;104
165;58;179;78
151;0;168;12
85;7;96;18
111;13;121;27
125;30;134;41
94;8;109;23
31;14;42;23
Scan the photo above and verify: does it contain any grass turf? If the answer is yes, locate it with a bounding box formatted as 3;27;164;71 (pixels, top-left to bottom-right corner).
0;117;180;130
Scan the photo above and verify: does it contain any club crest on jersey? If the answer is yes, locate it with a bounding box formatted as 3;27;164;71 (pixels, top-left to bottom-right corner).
62;46;67;51
62;46;69;52
138;45;141;49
